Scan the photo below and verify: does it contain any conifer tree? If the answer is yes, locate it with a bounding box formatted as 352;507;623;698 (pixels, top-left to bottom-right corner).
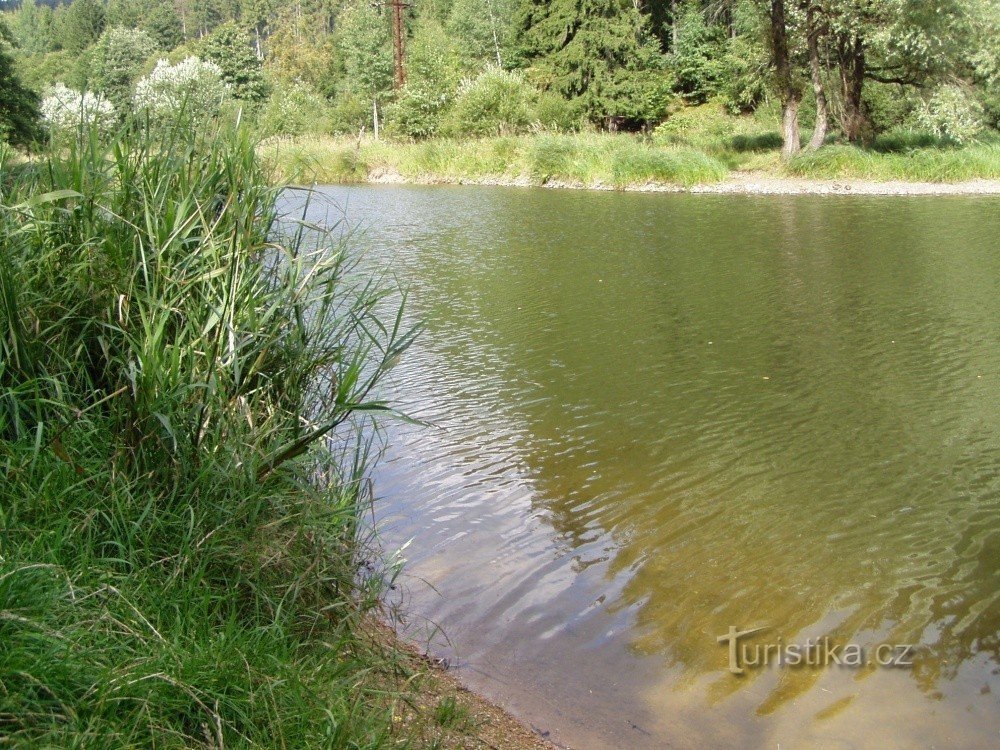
515;0;670;127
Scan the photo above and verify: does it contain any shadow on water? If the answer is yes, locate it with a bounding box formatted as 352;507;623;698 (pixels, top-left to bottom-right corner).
283;185;999;749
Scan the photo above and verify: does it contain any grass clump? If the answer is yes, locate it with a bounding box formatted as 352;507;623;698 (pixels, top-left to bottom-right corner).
786;142;1000;181
0;119;417;747
268;133;728;188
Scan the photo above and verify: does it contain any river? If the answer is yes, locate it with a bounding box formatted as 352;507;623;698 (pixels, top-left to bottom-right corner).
287;185;999;749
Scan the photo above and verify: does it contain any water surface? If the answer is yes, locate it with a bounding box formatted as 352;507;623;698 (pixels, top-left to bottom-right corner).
293;186;999;749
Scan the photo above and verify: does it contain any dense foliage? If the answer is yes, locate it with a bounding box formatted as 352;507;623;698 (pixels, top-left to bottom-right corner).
0;114;414;749
1;0;998;154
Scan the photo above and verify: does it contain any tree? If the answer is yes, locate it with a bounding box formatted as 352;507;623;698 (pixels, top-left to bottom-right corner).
11;0;53;57
825;0;964;143
202;22;269;104
388;19;464;137
142;3;185;50
59;0;107;54
0;21;41;147
767;0;802;159
241;0;277;59
336;1;394;137
804;0;828;149
92;27;158;114
670;3;727;103
447;0;515;67
515;0;671;128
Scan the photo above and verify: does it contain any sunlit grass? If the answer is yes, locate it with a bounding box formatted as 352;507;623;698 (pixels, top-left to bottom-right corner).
264;132;729;188
786;142;1000;181
264;130;1000;187
0;119;417;747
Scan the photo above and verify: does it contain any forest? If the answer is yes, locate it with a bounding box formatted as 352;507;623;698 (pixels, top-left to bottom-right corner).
1;0;998;169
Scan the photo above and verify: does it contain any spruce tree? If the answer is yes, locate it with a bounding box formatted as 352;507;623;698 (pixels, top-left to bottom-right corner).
0;22;40;147
515;0;670;128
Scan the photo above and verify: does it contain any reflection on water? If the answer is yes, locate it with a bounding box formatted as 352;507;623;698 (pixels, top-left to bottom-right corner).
287;186;999;749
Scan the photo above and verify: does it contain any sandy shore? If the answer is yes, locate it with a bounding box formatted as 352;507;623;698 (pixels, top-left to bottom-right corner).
365;167;1000;195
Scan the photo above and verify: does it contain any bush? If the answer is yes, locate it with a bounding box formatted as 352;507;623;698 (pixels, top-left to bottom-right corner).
91;26;158;114
652;101;780;154
443;66;537;137
40;82;115;137
258;81;331;137
871;128;953;153
329;91;372;135
384;19;462;138
534;91;583;131
915;85;985;144
134;57;230;125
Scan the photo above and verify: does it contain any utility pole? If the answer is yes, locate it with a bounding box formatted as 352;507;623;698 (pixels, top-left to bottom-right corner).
388;0;408;88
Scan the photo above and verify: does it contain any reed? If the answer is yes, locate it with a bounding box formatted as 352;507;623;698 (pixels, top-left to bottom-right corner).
0;117;416;747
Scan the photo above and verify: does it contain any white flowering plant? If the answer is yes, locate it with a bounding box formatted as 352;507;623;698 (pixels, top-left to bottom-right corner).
40;83;117;137
134;57;231;124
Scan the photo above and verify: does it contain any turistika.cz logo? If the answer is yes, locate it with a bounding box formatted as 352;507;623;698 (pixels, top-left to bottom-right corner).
717;626;916;675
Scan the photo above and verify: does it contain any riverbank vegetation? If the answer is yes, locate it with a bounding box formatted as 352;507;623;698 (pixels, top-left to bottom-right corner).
2;0;999;185
0;111;432;745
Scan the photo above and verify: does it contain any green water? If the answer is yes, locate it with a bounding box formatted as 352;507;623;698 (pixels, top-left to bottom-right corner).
297;186;999;749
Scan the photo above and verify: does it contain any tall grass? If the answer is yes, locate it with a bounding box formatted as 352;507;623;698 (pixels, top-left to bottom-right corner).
786;142;1000;181
0;119;416;747
265;133;730;188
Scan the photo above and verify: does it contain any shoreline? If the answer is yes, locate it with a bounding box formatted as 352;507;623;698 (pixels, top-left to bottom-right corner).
328;168;1000;196
370;619;559;750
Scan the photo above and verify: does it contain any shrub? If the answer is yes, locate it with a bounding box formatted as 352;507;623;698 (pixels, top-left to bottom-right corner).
443;67;537;137
91;26;158;114
534;91;582;132
134;57;230;124
40;82;115;136
384;19;462;138
915;85;985;144
258;81;331;137
653;101;736;148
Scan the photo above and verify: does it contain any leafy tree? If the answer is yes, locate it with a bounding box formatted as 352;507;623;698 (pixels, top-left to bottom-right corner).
387;18;463;137
92;27;158;113
202;21;269;103
59;0;107;54
0;21;41;146
11;0;54;56
336;1;394;136
767;0;803;159
106;0;147;29
515;0;671;128
447;0;515;67
241;0;277;59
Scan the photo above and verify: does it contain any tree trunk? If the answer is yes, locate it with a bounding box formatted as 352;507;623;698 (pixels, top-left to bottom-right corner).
781;98;802;160
806;6;828;150
671;0;679;49
373;99;379;140
837;33;868;144
770;0;801;161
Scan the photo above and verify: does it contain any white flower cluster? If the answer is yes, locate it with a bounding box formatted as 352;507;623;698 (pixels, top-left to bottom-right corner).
40;83;117;134
134;57;230;123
